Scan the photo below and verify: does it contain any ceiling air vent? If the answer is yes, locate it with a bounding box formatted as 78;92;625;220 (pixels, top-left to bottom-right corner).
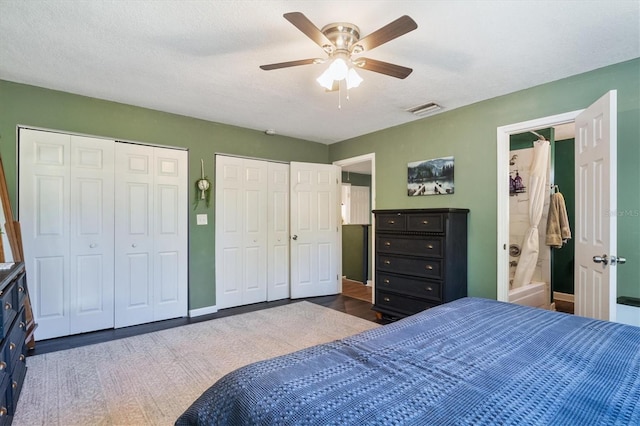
406;102;442;117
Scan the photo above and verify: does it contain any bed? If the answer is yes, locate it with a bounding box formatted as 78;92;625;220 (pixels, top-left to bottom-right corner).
176;297;640;425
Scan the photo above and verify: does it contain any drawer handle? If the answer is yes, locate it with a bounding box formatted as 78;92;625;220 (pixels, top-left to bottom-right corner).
19;354;25;362
18;286;24;293
11;381;17;389
0;362;6;371
422;220;429;225
19;322;25;329
384;241;391;246
4;303;11;311
383;279;390;284
384;260;391;265
387;220;395;225
0;407;6;416
426;265;433;270
427;244;433;249
9;343;15;351
383;297;391;302
426;286;433;292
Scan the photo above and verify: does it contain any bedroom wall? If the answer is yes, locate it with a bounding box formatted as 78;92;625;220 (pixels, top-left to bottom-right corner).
0;79;329;310
329;58;640;300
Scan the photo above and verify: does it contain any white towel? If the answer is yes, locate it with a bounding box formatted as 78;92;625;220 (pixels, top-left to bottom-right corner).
546;192;571;248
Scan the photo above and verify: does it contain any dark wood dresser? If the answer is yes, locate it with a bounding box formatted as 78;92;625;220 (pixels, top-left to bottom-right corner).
372;208;469;319
0;263;28;425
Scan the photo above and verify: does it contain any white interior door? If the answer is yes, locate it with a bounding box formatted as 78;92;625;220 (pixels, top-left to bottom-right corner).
575;90;618;321
267;162;290;301
69;135;115;334
114;143;155;327
153;147;188;321
215;156;268;309
19;129;71;340
290;162;341;299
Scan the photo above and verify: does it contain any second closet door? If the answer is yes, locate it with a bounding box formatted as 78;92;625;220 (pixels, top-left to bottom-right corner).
114;143;188;328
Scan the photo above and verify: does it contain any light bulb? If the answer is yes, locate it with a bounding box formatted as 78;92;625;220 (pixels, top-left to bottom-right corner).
346;68;363;89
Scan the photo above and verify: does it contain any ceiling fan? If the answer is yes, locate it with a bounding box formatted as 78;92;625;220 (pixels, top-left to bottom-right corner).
260;12;418;91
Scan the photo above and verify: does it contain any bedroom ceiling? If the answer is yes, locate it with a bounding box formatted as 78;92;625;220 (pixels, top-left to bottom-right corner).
0;1;638;145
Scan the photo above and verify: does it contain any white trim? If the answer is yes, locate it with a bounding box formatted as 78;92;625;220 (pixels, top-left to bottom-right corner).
333;153;375;303
496;111;582;302
189;305;218;317
17;124;187;151
553;291;575;303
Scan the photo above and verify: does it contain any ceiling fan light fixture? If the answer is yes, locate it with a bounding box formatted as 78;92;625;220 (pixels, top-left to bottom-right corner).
328;57;349;80
346;68;363;89
316;68;334;90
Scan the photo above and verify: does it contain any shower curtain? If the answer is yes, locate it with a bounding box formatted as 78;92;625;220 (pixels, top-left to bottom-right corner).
512;139;550;288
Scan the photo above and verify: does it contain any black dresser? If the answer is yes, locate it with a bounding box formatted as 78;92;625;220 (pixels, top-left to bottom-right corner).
0;263;28;425
372;208;469;319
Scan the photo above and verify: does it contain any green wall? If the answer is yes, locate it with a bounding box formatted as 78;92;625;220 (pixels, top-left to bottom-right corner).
0;80;328;310
552;139;576;294
330;58;640;300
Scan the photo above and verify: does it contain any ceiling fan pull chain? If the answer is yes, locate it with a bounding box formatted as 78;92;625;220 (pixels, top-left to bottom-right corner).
338;81;342;109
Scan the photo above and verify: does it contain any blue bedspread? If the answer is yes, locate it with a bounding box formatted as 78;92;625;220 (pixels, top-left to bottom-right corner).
176;297;640;425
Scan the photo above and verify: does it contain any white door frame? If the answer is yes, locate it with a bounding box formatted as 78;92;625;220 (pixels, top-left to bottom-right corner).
333;153;376;298
496;112;581;302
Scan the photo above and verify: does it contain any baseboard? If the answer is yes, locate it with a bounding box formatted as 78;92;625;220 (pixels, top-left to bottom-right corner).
189;305;218;317
553;292;574;303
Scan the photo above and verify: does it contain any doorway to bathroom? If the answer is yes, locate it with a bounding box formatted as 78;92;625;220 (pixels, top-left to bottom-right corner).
497;91;619;321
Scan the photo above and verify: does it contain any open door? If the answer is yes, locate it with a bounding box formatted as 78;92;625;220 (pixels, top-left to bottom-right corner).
574;90;619;321
290;162;341;298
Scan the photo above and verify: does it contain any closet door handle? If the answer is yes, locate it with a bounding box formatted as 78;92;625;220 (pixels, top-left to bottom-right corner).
89;243;97;248
132;243;137;248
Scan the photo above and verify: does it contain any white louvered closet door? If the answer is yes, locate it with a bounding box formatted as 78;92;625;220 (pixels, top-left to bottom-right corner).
114;143;188;328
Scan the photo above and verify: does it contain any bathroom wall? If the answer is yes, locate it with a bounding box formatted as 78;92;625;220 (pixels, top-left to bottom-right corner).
509;144;551;287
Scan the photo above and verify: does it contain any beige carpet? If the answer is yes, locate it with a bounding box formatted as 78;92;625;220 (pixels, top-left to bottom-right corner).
15;302;380;426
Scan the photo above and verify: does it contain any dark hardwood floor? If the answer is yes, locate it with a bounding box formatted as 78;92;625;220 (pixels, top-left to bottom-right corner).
28;294;381;356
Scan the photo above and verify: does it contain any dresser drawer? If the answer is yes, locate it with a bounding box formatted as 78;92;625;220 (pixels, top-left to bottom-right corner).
376;214;406;231
9;353;26;415
0;284;17;341
377;273;442;302
377;236;443;258
375;290;438;317
407;213;444;233
6;311;26;369
377;254;443;279
0;376;10;425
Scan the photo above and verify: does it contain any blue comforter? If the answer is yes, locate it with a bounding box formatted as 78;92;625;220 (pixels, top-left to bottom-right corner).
176;297;640;425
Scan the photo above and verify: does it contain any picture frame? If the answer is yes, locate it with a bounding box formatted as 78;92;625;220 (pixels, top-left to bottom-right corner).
407;156;455;196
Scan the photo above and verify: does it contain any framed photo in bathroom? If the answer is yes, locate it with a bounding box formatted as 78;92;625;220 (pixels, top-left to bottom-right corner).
407;156;455;196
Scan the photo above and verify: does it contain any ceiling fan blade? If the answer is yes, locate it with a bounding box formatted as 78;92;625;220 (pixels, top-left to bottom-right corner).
357;58;413;79
283;12;334;50
355;15;417;52
260;58;320;71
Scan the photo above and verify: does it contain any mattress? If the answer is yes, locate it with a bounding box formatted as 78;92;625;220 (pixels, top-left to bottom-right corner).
176;297;640;425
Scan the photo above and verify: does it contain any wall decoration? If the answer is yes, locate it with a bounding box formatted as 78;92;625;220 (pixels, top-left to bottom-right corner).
194;158;212;209
407;156;454;196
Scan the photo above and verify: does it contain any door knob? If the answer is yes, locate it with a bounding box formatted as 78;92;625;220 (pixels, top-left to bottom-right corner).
292;235;298;240
593;255;608;265
610;255;626;265
89;243;97;248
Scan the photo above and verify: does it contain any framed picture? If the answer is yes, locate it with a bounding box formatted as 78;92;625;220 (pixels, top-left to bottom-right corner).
407;156;454;196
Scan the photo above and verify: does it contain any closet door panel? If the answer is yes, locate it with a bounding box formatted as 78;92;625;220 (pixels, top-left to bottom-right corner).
69;136;114;334
153;148;187;321
267;162;289;301
216;157;245;309
19;129;71;340
115;143;154;328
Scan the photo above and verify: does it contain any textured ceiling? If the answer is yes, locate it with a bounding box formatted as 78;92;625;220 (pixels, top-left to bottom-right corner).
0;1;638;145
